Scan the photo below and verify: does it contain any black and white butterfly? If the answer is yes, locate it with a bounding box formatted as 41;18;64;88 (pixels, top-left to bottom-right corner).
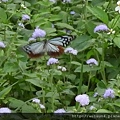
23;35;75;58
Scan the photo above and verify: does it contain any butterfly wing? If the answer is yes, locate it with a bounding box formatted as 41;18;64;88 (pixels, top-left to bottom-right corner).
23;42;45;58
47;35;75;57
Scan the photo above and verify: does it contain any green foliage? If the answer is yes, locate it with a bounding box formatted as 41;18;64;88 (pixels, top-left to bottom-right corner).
0;0;120;115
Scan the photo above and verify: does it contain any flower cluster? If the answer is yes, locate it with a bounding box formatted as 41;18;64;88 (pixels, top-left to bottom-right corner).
64;47;78;55
86;58;98;66
115;1;120;13
0;107;11;113
103;88;115;98
32;98;45;109
94;24;109;33
47;58;59;65
22;14;30;21
54;108;66;113
0;41;5;48
75;94;90;106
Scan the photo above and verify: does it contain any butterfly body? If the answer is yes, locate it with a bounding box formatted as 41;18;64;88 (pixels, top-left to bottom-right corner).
23;36;75;58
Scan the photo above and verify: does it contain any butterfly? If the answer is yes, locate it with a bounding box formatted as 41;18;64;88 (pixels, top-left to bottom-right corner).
22;35;75;58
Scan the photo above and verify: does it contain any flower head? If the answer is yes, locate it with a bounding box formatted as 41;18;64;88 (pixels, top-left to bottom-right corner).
32;98;40;103
75;94;90;106
0;107;11;113
64;47;78;55
93;92;98;97
1;0;8;2
47;58;59;65
89;106;96;110
57;66;67;71
70;11;75;15
54;108;66;113
63;0;71;3
86;58;98;66
107;29;115;34
94;24;109;33
18;22;24;28
32;27;46;38
115;1;120;13
39;104;45;109
103;88;115;98
22;14;30;21
28;37;36;42
0;41;5;48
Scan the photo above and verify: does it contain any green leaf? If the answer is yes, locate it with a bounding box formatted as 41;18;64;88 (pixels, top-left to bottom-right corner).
49;15;62;22
44;28;56;34
55;22;74;30
113;36;120;48
87;6;108;24
0;8;7;23
71;35;95;52
96;109;112;113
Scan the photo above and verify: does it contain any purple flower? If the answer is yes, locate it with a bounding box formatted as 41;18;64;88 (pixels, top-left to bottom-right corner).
0;41;5;48
86;58;98;66
70;11;75;15
54;108;66;113
64;47;78;55
103;88;115;98
94;24;109;33
18;22;24;28
32;98;40;103
75;94;90;106
0;107;11;113
47;58;59;65
93;92;98;97
22;14;30;21
32;27;46;38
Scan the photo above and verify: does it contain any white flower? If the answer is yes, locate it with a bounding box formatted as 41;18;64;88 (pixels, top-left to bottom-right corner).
89;106;96;110
63;0;71;3
75;94;90;106
32;27;46;38
21;4;27;8
39;104;45;109
64;47;78;55
22;14;30;21
57;66;62;69
32;98;40;103
62;67;66;71
115;1;120;13
54;108;66;113
86;58;98;66
47;58;59;65
18;22;24;28
0;41;5;48
28;37;36;42
107;29;115;34
0;107;11;113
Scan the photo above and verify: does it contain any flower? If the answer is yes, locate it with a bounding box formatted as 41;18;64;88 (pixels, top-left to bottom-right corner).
49;0;56;3
70;11;75;15
1;0;8;2
32;98;40;103
75;94;90;106
64;47;78;55
89;106;96;110
18;22;24;28
93;92;98;97
0;107;11;113
115;1;120;13
0;41;5;48
32;27;46;38
107;29;115;34
28;37;36;42
94;24;109;33
57;66;67;71
21;4;27;9
47;58;59;65
39;104;45;109
63;0;71;3
22;14;30;21
86;58;98;66
54;108;66;113
103;88;115;98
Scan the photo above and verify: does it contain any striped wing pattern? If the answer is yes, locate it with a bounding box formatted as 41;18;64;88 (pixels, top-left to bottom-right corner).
23;35;75;58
